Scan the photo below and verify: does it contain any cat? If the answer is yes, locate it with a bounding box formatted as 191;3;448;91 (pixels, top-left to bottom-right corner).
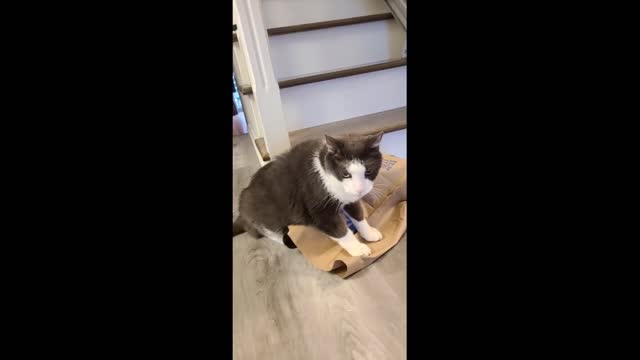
233;132;385;257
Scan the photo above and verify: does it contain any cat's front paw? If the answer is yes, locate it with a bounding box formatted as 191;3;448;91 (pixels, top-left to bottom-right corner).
359;226;383;242
343;241;372;257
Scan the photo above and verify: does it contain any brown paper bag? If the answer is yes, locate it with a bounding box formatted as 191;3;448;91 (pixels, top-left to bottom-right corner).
288;154;407;278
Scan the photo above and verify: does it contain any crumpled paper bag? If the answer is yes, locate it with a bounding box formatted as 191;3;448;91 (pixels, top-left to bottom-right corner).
287;154;406;278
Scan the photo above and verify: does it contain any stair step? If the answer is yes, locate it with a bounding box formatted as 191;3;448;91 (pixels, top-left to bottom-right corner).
254;107;406;161
254;137;271;162
238;58;406;95
232;13;393;43
268;13;394;36
289;107;406;146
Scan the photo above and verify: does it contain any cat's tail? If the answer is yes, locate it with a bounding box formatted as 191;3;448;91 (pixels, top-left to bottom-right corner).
232;218;246;236
233;218;297;249
233;216;263;238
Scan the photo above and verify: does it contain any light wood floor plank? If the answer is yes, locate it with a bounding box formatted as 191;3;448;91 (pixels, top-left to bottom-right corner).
233;134;406;360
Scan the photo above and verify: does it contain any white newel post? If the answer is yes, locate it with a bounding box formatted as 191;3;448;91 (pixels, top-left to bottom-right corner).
384;0;406;58
233;0;291;160
384;0;407;31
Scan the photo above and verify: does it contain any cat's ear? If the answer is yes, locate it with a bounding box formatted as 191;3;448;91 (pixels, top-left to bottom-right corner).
324;135;342;155
367;131;384;149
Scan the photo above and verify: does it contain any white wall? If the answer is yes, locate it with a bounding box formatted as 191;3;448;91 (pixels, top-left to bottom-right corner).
281;66;406;131
262;0;390;28
379;129;406;159
269;20;405;79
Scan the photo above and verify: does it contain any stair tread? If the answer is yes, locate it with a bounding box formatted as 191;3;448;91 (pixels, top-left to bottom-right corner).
254;138;271;162
268;13;394;36
232;13;393;42
289;107;406;146
239;58;406;95
254;108;405;162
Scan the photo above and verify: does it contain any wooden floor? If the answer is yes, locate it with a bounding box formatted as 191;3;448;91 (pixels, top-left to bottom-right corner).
233;135;407;360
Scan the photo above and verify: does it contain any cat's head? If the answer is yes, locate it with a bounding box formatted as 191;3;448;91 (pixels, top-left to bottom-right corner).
321;132;384;198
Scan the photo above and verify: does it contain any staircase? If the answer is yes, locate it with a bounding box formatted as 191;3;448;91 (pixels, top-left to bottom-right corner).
233;0;406;164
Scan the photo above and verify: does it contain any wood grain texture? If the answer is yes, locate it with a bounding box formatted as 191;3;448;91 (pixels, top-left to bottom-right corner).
233;134;406;360
238;58;406;95
254;137;271;162
233;233;406;360
232;13;394;42
267;13;394;36
289;107;406;146
253;106;405;168
238;84;253;96
278;58;406;90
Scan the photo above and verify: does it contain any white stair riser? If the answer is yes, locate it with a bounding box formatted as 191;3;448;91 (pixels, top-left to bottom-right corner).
262;0;389;28
280;66;406;131
269;20;405;79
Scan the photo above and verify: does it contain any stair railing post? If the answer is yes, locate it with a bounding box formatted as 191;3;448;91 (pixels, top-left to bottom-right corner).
233;0;291;160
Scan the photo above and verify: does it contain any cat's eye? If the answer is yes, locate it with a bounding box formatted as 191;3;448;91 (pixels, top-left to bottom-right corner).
342;172;351;178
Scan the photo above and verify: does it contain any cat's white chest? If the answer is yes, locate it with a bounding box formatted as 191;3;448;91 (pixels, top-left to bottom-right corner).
313;156;365;204
323;178;363;204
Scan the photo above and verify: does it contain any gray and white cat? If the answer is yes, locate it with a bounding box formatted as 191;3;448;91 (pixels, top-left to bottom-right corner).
233;132;384;256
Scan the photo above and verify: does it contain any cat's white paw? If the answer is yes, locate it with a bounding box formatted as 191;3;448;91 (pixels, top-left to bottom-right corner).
359;226;383;242
343;241;372;257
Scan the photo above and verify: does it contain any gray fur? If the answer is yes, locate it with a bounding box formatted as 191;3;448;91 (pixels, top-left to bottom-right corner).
234;133;383;246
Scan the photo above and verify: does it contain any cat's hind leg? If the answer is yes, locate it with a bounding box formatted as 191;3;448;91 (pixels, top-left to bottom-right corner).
243;217;290;247
238;217;263;238
267;230;297;249
255;225;296;249
257;225;285;245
